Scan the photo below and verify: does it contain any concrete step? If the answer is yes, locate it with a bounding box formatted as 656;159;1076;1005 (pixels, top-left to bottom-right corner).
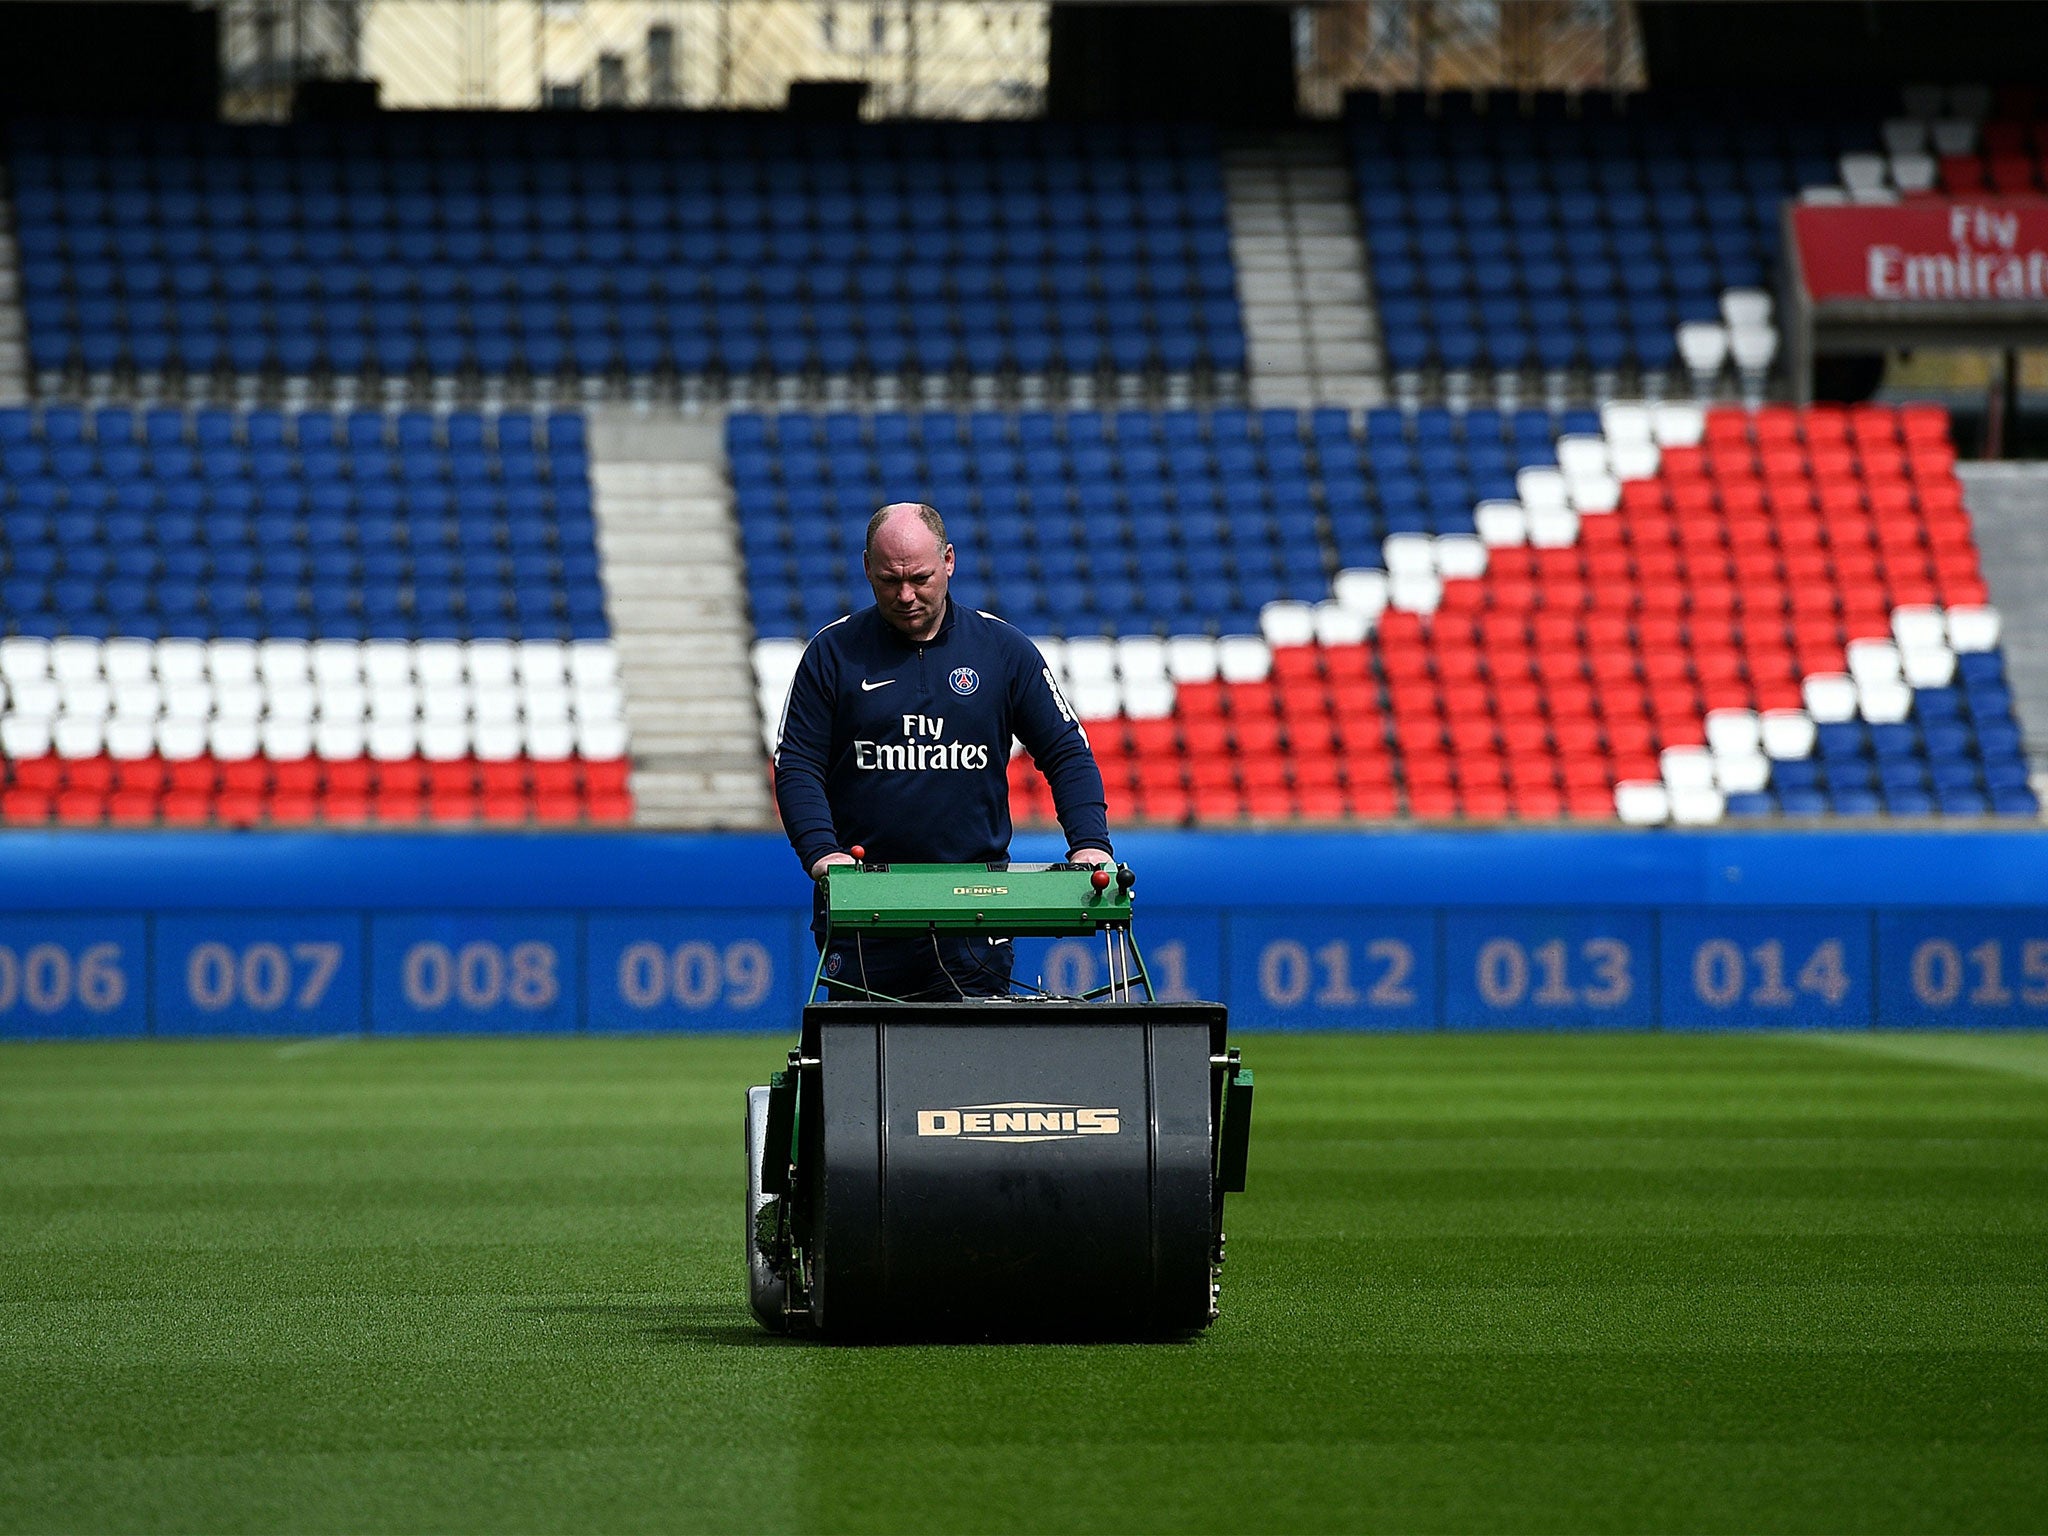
593;466;726;495
1289;206;1356;237
1303;270;1369;303
603;581;748;615
1312;341;1381;372
620;675;756;705
617;628;750;659
596;530;738;563
596;496;732;519
1309;316;1375;345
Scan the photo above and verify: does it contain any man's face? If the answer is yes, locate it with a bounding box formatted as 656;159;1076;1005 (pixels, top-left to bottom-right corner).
865;518;954;640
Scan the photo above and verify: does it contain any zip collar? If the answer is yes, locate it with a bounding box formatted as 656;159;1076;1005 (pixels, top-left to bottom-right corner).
876;598;958;651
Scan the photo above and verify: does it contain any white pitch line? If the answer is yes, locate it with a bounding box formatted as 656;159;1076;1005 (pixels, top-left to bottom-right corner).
1801;1030;2048;1085
274;1033;358;1060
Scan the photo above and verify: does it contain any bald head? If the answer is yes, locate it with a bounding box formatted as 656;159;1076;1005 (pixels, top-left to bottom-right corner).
863;502;954;641
864;502;947;562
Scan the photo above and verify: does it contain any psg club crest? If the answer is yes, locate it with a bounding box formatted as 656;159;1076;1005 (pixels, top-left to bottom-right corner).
825;951;844;977
949;666;980;696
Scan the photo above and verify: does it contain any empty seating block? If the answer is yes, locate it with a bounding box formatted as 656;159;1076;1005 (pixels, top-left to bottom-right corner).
748;400;2033;827
1931;88;2048;193
733;403;1575;642
0;404;631;826
1348;91;1881;380
10;116;1243;386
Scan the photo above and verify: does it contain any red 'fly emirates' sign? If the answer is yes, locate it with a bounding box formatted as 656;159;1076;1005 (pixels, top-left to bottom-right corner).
1792;200;2048;303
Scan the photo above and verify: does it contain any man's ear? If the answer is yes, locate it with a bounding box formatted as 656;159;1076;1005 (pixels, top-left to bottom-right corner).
943;542;956;573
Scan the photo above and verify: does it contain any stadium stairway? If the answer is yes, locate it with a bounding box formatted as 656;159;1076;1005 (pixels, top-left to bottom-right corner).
1957;460;2048;793
588;408;773;828
1226;134;1383;411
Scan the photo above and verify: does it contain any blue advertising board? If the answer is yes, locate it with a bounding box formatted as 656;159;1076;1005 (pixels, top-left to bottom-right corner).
370;913;582;1034
0;915;149;1038
153;913;366;1036
1443;909;1655;1030
1658;910;1874;1029
0;828;2041;1036
1875;910;2048;1029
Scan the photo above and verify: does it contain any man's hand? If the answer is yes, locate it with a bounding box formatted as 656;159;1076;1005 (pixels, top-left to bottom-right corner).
1068;848;1112;867
809;851;858;879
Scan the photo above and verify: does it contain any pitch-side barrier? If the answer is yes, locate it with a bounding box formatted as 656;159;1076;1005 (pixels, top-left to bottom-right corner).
0;827;2043;1036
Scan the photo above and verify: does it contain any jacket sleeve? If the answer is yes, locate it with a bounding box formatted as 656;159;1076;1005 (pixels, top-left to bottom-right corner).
1010;640;1113;858
772;637;843;875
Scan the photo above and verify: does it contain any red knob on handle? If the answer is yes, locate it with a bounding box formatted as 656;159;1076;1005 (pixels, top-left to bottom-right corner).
1091;869;1111;890
849;845;865;862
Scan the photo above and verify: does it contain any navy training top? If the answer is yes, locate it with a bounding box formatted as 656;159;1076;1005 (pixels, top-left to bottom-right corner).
772;600;1112;875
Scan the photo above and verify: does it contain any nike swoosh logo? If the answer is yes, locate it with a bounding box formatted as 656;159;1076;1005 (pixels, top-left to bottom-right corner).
860;678;896;692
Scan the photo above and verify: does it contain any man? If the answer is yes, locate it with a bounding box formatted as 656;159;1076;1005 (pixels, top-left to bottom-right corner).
773;502;1113;1000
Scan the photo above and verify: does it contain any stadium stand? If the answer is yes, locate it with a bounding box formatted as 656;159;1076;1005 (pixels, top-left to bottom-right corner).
5;116;1245;399
733;403;1581;644
1344;91;1885;397
0;403;631;825
746;401;2033;827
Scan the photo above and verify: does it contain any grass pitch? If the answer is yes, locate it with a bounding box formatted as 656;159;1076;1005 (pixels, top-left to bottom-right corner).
2;1032;2044;1535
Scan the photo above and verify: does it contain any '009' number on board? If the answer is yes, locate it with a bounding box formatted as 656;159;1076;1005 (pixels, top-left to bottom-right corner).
616;941;773;1010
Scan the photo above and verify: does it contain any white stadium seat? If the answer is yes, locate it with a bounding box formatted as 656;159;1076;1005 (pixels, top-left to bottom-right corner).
1614;780;1669;826
209;718;261;762
1474;500;1528;547
465;641;517;688
1802;673;1858;723
314;717;367;760
1946;606;2001;652
1;715;53;758
1385;570;1443;613
1760;710;1817;760
52;714;105;759
574;718;628;759
472;719;522;762
525;719;576;761
1705;709;1761;759
1216;636;1272;684
1660;746;1716;793
1114;636;1168;683
1164;635;1220;685
1668;784;1726;826
1651;402;1706;447
104;717;156;761
1258;601;1316;648
1715;754;1771;796
1433;535;1487;580
156;716;207;761
260;718;316;761
1312;601;1370;646
208;639;260;687
362;640;413;689
1332;567;1390;617
418;720;471;762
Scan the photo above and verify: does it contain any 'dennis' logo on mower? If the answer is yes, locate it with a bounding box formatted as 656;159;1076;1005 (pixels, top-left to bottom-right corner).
915;1103;1121;1143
